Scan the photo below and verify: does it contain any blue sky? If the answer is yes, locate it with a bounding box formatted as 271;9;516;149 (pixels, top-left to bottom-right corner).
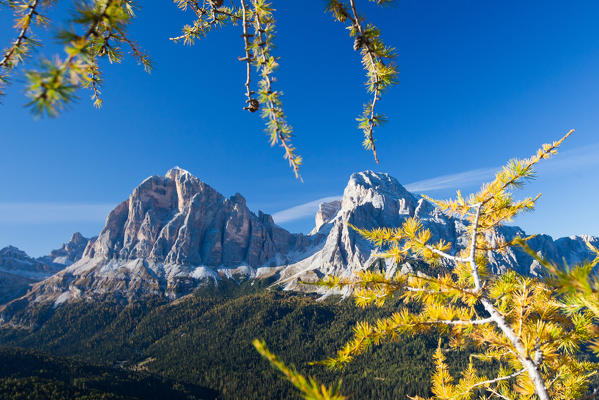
1;0;598;256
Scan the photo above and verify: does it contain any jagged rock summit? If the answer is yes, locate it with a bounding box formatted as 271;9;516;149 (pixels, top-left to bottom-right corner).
39;232;94;267
84;166;308;266
279;171;457;287
311;200;342;234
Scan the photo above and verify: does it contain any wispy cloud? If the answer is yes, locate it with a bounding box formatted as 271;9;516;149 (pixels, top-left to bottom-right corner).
404;167;498;193
0;203;115;224
272;196;342;224
404;141;599;193
537;141;599;174
271;141;599;224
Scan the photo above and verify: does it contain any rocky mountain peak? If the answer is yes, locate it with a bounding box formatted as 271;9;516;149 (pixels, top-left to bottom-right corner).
342;171;418;219
312;200;342;233
280;171;448;285
165;166;192;180
69;232;86;244
84;168;302;268
0;246;28;259
44;232;93;266
229;193;247;207
0;246;61;276
0;235;93;305
346;171;414;199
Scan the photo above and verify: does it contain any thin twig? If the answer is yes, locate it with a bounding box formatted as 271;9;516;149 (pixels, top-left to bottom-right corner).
114;25;150;71
463;368;526;394
0;0;41;69
425;245;469;263
239;0;255;110
421;317;494;326
252;6;301;178
468;203;483;291
487;387;514;400
349;0;380;163
479;129;574;207
170;0;240;42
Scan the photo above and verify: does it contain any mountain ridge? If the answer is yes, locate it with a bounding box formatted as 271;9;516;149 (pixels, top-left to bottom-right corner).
0;168;596;327
0;233;94;304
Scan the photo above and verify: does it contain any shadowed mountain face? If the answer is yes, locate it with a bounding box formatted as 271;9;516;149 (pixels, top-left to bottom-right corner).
1;169;597;327
0;233;93;304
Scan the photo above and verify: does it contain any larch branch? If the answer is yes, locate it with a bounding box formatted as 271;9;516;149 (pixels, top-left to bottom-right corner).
349;0;380;163
239;0;255;109
0;0;41;69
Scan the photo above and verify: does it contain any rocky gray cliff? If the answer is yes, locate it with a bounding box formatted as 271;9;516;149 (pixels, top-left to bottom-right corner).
311;200;342;234
1;169;596;327
0;234;92;304
278;171;598;289
38;232;94;267
83;167;308;266
0;246;60;276
0;246;60;304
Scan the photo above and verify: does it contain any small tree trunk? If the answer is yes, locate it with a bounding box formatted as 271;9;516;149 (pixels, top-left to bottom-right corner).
480;298;550;400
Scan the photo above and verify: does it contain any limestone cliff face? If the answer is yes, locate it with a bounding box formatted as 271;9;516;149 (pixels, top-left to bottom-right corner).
279;171;458;286
482;228;599;276
279;171;598;288
84;167;300;267
0;246;60;305
0;246;59;276
311;200;342;234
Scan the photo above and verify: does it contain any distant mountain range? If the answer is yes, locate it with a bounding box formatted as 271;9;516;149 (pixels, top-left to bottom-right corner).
1;167;597;327
0;233;93;304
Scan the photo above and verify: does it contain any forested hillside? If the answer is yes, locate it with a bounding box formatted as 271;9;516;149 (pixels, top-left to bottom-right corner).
0;286;462;399
0;346;216;399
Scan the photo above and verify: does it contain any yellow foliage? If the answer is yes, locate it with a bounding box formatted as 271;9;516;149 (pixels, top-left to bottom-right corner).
314;130;599;400
253;339;347;400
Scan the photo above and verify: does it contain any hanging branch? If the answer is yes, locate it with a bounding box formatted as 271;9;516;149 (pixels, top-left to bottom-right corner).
1;0;43;68
0;0;48;95
113;26;152;72
239;0;257;112
170;0;301;177
25;0;151;116
170;0;241;45
326;0;398;163
251;0;301;178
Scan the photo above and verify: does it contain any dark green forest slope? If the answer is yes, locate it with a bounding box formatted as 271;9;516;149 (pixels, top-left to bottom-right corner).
0;346;216;399
0;285;474;399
